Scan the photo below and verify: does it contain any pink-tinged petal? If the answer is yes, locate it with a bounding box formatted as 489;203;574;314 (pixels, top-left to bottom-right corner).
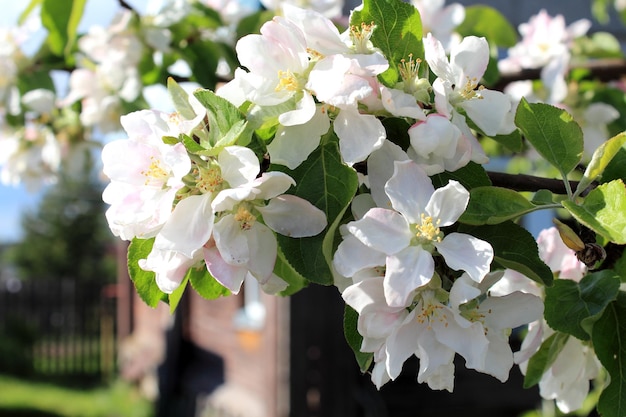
436;233;493;283
154;193;214;257
335;109;386;164
347;208;412;255
384;246;434;307
385;311;421;379
218;146;260;187
281;3;346;55
257;195;327;237
278;90;316;126
333;235;386;278
245;222;278;283
424;180;469;226
449;36;489;84
268;106;329;169
139;246;202;294
460;89;512;136
203;246;247;294
367;141;410;209
424;33;454;82
250;171;295;200
213;214;250;266
385;160;434;224
380;86;426;120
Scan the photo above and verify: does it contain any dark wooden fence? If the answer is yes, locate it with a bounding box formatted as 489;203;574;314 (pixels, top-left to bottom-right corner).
0;278;117;382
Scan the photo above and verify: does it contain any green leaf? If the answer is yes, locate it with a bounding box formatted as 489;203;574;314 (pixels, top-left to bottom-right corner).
41;0;86;57
515;98;584;179
344;305;373;373
562;180;626;244
488;129;524;153
544;271;620;340
274;135;359;286
430;162;492;191
350;0;423;86
592;292;626;417
459;186;538;225
168;276;189;314
127;238;167;308
523;332;569;388
193;88;250;150
275;247;308;296
577;132;626;195
187;265;230;300
456;5;518;48
458;222;553;286
168;77;199;121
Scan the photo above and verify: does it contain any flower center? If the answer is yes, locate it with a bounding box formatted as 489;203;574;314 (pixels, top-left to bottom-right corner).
196;166;224;194
414;213;443;244
141;156;169;186
457;76;484;101
276;70;300;92
234;206;256;230
350;22;376;53
414;292;449;330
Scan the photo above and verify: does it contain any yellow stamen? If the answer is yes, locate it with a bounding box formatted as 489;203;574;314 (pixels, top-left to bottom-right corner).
234;206;256;230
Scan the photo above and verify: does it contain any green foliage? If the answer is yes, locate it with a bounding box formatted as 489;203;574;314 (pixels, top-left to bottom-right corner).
577;132;626;194
344;305;373;373
523;332;569;389
187;265;230;301
274;134;359;286
193;88;251;150
544;271;620;340
592;292;626;417
459;186;540;225
350;0;423;87
459;222;554;286
40;0;86;58
456;5;518;48
127;237;167;308
515;99;584;183
563;180;626;244
430;162;492;190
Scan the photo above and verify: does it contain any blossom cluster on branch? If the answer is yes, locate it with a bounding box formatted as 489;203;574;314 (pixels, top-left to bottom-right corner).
1;0;626;415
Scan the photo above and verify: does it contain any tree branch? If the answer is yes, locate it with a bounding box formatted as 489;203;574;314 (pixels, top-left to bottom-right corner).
487;171;583;195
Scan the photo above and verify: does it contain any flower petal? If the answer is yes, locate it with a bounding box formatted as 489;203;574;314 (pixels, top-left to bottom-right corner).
384;246;434;307
347;208;412;255
257;195;327;237
385;160;434;224
436;233;493;283
424;180;469;226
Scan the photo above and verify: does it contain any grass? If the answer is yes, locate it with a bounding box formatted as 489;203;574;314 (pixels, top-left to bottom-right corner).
0;375;154;417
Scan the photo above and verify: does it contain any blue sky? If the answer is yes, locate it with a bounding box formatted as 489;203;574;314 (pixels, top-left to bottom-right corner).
0;1;150;243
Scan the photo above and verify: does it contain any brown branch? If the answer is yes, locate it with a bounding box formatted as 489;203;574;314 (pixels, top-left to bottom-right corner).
487;171;582;194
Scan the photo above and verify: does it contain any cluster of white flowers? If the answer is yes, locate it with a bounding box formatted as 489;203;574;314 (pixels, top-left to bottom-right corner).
102;91;326;295
333;149;543;390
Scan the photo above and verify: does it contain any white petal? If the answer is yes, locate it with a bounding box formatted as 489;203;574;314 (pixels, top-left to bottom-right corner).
384;246;434;307
460;90;512;136
347;208;412;255
154;194;214;257
213;214;250;265
335;109;386;164
218;146;260;187
424;33;454;82
257;195;327;237
424;180;469;226
385;311;420;379
385;160;434;224
278;91;316;126
204;246;247;294
449;36;489;84
436;233;493;282
246;222;278;283
333;235;386;278
267;106;329;169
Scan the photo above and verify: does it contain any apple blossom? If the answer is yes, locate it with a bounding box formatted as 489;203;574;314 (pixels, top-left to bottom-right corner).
334;159;493;308
412;0;465;51
101;109;198;240
424;33;515;137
